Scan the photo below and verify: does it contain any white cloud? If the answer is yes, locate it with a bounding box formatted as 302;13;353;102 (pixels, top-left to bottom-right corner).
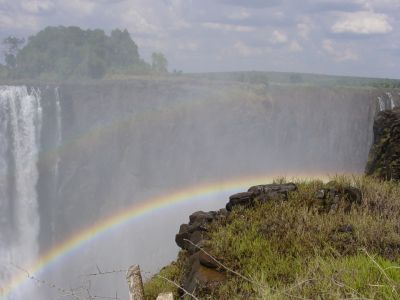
297;22;312;39
332;11;392;34
360;0;400;10
226;9;250;20
120;8;160;35
21;0;54;13
0;11;39;30
322;39;358;61
202;22;254;32
289;41;303;52
233;41;269;57
270;30;288;44
61;0;96;16
177;41;198;51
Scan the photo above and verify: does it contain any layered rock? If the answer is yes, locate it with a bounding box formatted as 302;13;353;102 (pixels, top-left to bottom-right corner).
366;108;400;180
175;210;227;296
227;183;297;211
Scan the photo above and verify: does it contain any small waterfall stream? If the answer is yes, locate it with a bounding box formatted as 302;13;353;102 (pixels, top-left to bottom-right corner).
0;86;42;299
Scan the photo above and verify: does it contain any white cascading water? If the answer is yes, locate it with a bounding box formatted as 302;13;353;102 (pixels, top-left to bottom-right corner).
378;92;398;111
52;87;62;237
54;88;62;189
0;86;42;299
386;92;396;109
378;96;386;111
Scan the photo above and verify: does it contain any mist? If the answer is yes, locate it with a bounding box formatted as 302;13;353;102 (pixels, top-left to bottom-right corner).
0;1;400;299
1;78;397;299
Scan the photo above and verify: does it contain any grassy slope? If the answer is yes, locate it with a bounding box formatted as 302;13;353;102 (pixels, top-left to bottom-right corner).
145;176;400;299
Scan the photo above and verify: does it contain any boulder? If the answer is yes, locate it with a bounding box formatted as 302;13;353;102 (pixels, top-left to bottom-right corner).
315;184;362;212
175;210;224;253
226;183;298;211
180;252;225;296
226;192;254;211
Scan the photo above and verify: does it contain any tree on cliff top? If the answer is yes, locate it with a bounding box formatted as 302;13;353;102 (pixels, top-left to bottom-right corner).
1;36;25;69
151;52;168;74
6;26;158;80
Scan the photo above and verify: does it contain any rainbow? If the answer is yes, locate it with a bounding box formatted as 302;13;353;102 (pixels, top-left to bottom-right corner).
1;173;330;299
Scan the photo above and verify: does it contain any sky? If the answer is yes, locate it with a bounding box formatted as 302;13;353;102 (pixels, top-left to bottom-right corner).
0;0;399;78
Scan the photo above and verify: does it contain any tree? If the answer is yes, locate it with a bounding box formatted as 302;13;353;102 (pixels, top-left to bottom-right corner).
151;52;168;74
2;36;25;68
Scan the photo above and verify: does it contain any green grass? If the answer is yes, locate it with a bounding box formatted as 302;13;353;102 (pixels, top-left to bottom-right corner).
145;176;400;299
143;254;185;300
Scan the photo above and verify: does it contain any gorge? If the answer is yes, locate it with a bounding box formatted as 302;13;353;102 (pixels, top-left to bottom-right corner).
0;78;398;299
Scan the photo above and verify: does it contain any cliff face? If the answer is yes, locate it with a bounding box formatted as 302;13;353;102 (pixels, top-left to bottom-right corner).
1;78;392;299
37;81;381;249
366;107;400;180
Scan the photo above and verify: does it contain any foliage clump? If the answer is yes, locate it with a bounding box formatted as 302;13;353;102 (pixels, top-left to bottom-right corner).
1;26;169;80
143;252;186;299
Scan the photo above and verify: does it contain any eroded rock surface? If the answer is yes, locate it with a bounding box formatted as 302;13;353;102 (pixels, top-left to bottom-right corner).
226;183;297;211
366;107;400;180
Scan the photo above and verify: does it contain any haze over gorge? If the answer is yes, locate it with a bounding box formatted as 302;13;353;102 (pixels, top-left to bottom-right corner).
0;77;398;299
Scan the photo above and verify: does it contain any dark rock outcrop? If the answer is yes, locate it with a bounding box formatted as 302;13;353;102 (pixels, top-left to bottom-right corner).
175;209;227;297
175;210;226;254
226;183;297;211
315;183;362;212
366;108;400;180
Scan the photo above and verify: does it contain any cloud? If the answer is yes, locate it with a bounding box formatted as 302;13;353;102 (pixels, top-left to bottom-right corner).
177;41;198;51
322;39;358;61
332;11;392;34
0;10;39;30
270;30;288;44
297;22;312;39
60;0;96;16
20;1;55;14
225;9;250;20
217;0;280;8
304;0;364;12
233;41;269;56
289;41;303;52
202;22;255;32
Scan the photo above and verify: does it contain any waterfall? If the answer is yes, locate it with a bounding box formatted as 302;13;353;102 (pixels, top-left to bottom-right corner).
378;96;385;111
386;92;396;109
378;92;398;111
54;88;62;188
0;86;42;299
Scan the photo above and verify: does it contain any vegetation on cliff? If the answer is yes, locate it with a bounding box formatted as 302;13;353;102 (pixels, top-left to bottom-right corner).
145;176;400;299
0;26;168;80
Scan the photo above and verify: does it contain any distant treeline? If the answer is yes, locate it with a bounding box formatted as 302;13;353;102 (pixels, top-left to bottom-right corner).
190;71;400;89
0;26;169;80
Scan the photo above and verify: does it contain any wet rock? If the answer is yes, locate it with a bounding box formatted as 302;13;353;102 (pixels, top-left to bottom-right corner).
343;187;362;204
198;251;219;269
226;183;298;211
189;211;217;224
181;252;225;296
248;183;297;195
366;108;400;180
315;184;362;212
175;210;225;253
226;192;254;211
